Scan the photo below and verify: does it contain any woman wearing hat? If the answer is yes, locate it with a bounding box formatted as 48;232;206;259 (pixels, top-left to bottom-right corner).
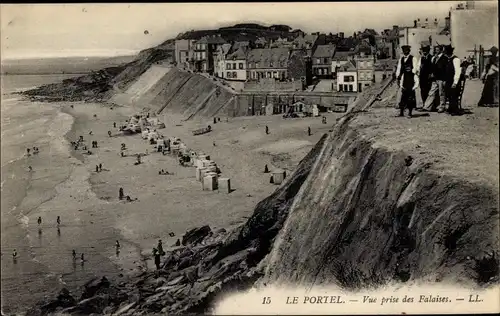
478;46;499;107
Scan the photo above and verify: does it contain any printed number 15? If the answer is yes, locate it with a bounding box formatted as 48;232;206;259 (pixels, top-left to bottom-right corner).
262;297;271;304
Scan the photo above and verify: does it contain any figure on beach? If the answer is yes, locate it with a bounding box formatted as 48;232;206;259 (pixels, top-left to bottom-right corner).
153;248;161;270
81;253;85;263
28;166;33;172
26;148;30;155
95;165;99;173
308;126;311;136
56;216;61;227
37;216;42;226
119;187;124;200
108;131;112;137
265;125;269;134
12;249;17;263
115;240;120;250
113;122;116;128
99;163;102;172
72;250;77;260
157;240;165;256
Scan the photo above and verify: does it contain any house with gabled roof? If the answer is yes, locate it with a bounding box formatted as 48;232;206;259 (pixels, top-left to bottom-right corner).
246;47;290;81
224;45;250;81
312;44;336;78
336;60;358;92
292;34;319;56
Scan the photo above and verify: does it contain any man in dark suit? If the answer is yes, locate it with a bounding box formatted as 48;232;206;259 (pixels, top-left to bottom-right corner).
395;45;419;118
443;45;462;115
417;43;433;108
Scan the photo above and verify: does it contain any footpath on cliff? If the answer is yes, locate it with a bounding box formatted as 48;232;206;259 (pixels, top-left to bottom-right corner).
25;78;499;316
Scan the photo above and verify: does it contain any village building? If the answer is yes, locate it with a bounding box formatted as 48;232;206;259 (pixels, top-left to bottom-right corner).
213;43;232;78
174;39;196;70
246;48;290;81
190;35;227;74
336;60;358;92
292;34;319;56
331;51;355;79
224;45;250;81
287;48;313;87
450;2;499;60
312;44;336;78
354;51;376;92
254;37;268;48
398;17;450;55
270;37;292;48
373;60;398;83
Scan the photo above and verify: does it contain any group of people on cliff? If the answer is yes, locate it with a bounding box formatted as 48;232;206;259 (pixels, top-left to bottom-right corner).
396;43;498;118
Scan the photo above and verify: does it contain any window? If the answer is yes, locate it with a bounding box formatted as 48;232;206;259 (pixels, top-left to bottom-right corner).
274;71;279;78
339;84;344;91
270;62;273;67
202;52;206;59
382;74;387;80
256;63;260;68
316;58;321;64
343;84;349;91
365;83;370;87
232;71;237;78
226;72;231;78
348;84;353;92
324;58;328;64
239;63;244;69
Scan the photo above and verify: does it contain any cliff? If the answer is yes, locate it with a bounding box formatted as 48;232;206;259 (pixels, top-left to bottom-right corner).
26;80;499;316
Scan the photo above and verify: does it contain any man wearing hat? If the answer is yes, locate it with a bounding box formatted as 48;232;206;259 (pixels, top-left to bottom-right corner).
443;44;462;115
417;42;433;107
423;45;447;112
395;45;419;117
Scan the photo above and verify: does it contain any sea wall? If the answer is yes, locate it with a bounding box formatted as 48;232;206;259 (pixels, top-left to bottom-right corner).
110;66;237;120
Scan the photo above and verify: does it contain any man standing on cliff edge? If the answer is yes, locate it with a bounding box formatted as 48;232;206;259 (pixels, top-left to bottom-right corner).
395;45;420;118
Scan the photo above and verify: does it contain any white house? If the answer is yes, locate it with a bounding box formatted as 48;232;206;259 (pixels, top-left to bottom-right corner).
336;60;358;92
224;46;249;81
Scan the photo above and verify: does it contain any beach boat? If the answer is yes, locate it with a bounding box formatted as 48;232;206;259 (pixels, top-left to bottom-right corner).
192;125;212;136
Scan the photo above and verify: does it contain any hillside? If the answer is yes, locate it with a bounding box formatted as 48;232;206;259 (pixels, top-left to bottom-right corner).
26;79;499;316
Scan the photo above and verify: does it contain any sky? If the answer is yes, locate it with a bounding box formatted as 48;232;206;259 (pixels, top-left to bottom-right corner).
0;1;486;60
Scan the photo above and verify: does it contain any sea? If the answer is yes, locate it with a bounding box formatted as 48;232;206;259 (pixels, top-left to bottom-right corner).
0;74;121;315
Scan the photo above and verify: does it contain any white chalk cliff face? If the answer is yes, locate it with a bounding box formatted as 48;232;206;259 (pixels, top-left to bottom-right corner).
262;105;499;288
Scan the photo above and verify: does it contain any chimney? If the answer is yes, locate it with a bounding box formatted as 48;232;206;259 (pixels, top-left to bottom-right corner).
445;16;450;29
414;20;417;27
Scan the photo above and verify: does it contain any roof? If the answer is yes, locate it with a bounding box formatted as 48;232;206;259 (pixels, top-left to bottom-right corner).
232;41;250;52
333;51;354;60
313;44;336;58
338;60;357;72
292;34;319;49
226;46;249;60
247;48;290;68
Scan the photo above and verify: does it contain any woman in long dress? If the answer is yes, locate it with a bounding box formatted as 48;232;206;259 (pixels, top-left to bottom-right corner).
478;46;499;107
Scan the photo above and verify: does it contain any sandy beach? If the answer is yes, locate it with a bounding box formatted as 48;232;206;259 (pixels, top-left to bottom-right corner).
56;101;344;273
